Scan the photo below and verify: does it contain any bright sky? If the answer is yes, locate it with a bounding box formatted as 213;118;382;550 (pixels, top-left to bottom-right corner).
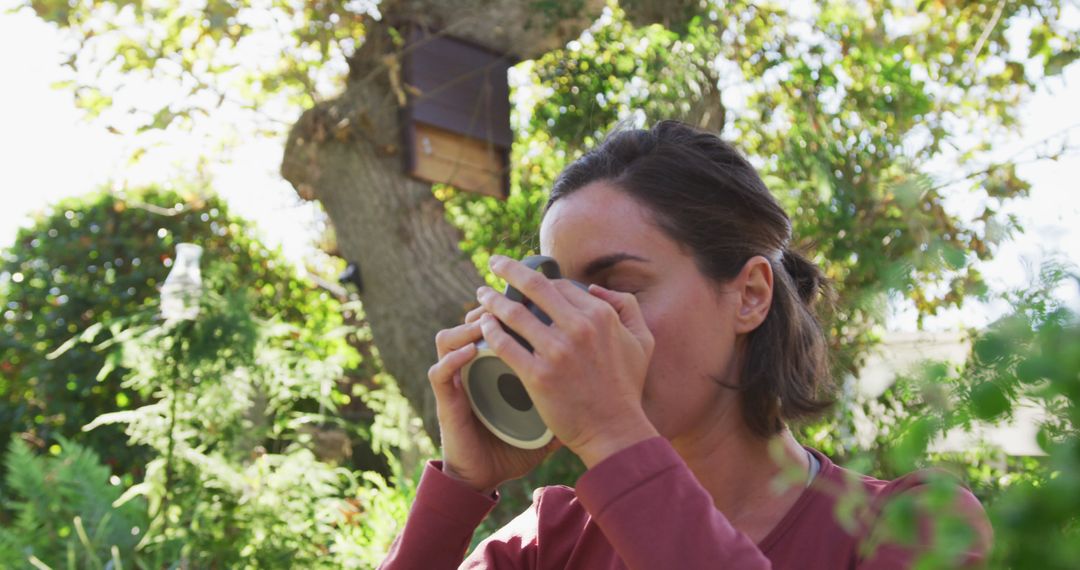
1;7;1077;333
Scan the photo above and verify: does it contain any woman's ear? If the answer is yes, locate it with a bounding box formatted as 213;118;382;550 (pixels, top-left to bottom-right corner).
734;256;774;334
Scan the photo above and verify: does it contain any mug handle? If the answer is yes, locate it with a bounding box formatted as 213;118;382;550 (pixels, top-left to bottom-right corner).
505;255;562;304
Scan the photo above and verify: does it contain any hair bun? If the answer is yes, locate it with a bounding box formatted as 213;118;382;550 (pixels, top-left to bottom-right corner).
781;248;827;307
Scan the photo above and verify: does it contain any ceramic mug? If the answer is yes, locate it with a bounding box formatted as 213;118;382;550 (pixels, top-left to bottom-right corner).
461;255;587;449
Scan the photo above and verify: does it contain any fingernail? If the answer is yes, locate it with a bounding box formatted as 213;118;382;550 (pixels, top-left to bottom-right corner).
488;255;506;269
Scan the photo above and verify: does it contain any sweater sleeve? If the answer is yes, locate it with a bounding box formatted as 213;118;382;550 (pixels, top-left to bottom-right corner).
574;436;772;569
459;491;543;570
378;460;500;570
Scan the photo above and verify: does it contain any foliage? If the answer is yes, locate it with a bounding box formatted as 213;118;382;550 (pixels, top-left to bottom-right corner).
2;236;423;566
959;288;1080;569
46;260;355;566
27;257;425;567
22;0;373;137
331;457;421;569
0;186;347;482
0;183;424;565
532;6;722;142
816;264;1080;569
0;435;147;569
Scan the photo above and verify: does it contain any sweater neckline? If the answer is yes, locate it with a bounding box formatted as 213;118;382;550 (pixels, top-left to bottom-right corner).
756;446;835;552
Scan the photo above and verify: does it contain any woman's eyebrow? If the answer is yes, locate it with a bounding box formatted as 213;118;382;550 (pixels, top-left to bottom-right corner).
582;253;650;279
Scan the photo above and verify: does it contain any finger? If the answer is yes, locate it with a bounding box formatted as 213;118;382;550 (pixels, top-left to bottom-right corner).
464;305;487;324
477;285;554;351
427;343;478;399
589;284;653;347
552;279;595;311
489;255;577;325
478;313;535;378
435;321;484;359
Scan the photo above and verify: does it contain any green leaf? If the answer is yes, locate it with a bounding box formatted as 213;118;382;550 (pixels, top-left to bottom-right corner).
95;350;121;382
973;333;1008;364
941;246;967;270
971;381;1010;421
1017;355;1052;384
1045;50;1080;77
46;322;104;360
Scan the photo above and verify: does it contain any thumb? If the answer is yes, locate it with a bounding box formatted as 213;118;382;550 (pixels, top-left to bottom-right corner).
588;284;653;347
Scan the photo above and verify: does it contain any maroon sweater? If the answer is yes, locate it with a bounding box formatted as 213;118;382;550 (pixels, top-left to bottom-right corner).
379;437;990;569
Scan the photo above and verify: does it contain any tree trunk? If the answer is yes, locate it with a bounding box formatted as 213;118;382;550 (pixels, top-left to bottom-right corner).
280;2;604;445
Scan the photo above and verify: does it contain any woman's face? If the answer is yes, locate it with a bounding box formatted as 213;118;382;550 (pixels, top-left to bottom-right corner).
540;181;762;442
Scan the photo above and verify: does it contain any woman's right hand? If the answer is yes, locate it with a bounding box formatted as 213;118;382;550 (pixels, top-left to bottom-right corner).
428;303;563;495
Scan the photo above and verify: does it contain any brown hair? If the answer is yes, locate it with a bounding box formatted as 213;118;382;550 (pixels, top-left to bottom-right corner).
545;120;833;437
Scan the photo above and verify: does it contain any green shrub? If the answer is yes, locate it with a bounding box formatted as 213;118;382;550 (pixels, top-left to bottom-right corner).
0;435;148;569
56;261;358;566
0;186;346;481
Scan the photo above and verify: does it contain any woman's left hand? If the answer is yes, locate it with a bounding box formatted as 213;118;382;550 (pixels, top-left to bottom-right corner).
477;255;661;468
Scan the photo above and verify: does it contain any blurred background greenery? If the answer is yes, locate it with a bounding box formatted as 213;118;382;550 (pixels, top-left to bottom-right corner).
1;0;1079;568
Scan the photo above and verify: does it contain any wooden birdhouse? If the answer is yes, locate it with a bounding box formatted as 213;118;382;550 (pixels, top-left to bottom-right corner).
401;26;514;199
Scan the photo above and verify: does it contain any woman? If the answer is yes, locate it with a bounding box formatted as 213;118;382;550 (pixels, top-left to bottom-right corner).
380;121;991;569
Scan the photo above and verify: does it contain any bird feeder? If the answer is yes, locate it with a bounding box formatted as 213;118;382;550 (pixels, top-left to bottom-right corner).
401;26;514;199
